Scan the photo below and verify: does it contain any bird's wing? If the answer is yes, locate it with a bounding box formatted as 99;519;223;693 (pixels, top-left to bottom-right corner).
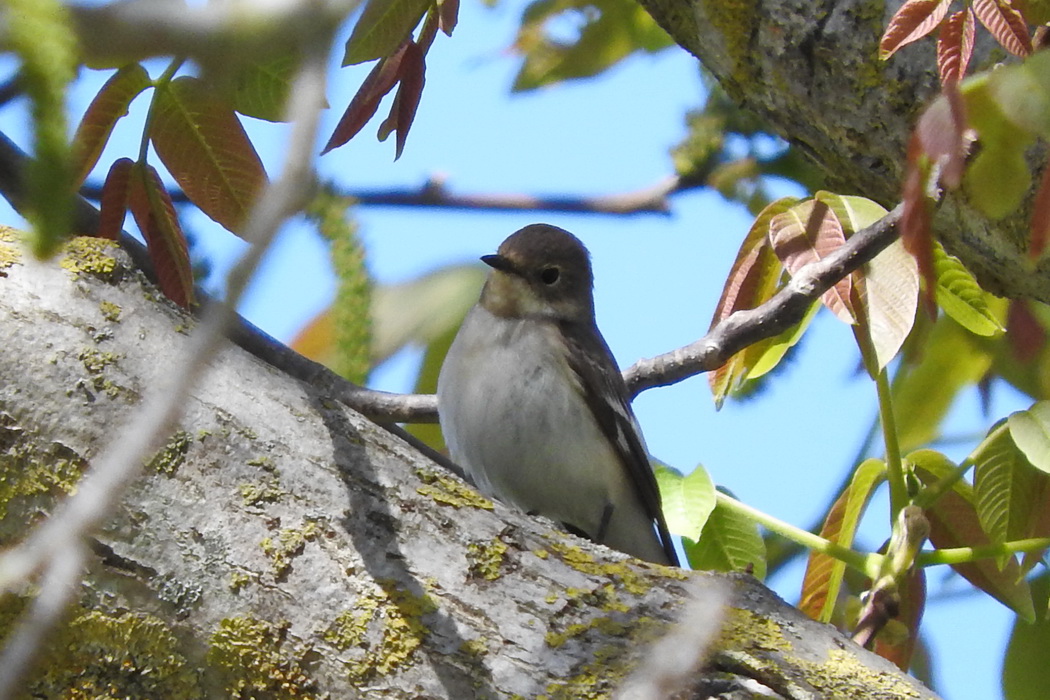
557;319;679;566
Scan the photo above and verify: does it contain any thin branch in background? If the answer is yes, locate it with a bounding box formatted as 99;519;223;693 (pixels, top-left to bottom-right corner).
0;543;84;700
0;44;330;690
0;74;23;108
79;174;681;216
623;204;904;397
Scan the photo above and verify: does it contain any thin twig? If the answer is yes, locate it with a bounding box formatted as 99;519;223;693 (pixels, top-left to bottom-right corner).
78;174;679;216
623;204;904;397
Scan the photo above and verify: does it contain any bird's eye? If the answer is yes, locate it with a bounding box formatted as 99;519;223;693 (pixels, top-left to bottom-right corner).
539;266;560;285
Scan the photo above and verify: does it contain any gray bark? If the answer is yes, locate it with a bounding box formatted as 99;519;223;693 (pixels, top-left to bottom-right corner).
639;0;1048;301
0;231;938;698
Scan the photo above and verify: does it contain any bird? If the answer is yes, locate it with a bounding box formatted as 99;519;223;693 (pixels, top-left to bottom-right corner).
436;224;678;566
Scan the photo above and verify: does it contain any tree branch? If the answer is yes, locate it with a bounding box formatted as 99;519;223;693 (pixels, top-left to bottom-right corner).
623;204;904;396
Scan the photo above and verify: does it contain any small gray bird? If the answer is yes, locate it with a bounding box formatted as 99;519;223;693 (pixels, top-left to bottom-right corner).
437;224;678;566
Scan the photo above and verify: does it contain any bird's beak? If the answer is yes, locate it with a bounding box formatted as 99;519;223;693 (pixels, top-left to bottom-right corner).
481;254;517;274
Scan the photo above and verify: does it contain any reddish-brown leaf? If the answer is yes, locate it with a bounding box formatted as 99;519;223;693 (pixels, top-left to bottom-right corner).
972;0;1034;56
394;41;426;160
873;569;927;670
901;134;937;316
937;8;976;84
438;0;459;36
1006;300;1046;363
321;43;409;155
708;198;796;405
880;0;954;59
96;157;133;240
127;163;195;308
914;85;969;189
1029;163;1050;258
71;63;151;186
769;199;855;323
149;76;267;236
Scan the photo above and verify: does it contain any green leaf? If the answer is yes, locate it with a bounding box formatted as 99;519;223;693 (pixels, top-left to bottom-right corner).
231;54;300;123
654;463;716;542
370;264;487;365
799;458;886;623
1002;576;1050;700
72;63;152;185
512;0;673;91
911;450;1035;621
932;242;1004;336
745;300;818;379
1008;401;1050;474
893;315;994;452
150;76;268;235
972;424;1042;551
343;0;430;66
8;0;79;257
685;493;766;580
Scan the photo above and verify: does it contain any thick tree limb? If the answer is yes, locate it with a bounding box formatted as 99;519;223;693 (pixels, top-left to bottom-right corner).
0;231;940;699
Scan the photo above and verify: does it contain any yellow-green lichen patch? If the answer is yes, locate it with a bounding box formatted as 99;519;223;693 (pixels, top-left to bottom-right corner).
207;615;319;699
718;607;793;654
240;479;285;507
0;414;85;523
59;236;120;281
11;607;202;698
544;642;636;699
797;648;924;698
466;537;508;581
0;227;22;271
260;521;319;576
146;429;193;476
76;347;129;399
415;466;494;510
326;578;437;682
545;616;631;648
547;541;653;596
229;570;252;592
701;0;759;97
99;300;122;322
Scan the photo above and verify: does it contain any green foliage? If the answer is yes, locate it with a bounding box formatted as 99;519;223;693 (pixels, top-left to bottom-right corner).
307;187;372;385
511;0;673;91
654;462;716;541
7;0;79;257
1002;575;1050;700
684;489;766;579
343;0;432;66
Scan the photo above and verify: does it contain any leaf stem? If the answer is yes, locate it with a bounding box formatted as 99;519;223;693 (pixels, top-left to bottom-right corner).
918;537;1050;566
875;367;907;517
715;492;883;579
139;57;185;162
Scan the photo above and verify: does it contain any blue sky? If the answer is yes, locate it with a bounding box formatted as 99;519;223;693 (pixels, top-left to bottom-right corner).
0;2;1037;697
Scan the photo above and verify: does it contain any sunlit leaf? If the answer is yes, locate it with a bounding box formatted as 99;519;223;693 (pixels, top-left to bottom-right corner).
933;242;1004;337
1008;401;1050;474
937;8;976;84
150;76;267;235
972;424;1043;554
972;0;1033;56
745;300;818;380
894;317;994;452
96;157;133;240
72;63;151;185
901;135;936;316
654;463;716;542
343;0;430;65
769;199;855;324
911;450;1035;620
709;197;797;406
685;493;766;580
126;162;195;308
799;459;886;623
879;0;953;59
1002;576;1050;700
